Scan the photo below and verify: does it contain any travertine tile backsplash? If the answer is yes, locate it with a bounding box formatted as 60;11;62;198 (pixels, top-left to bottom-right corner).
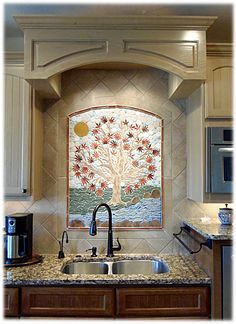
4;68;220;256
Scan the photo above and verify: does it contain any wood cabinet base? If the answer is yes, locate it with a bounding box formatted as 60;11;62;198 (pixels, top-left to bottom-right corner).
4;288;19;317
21;287;115;317
116;287;210;318
5;286;210;318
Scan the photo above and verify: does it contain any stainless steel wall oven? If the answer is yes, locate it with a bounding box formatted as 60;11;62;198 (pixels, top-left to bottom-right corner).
206;127;233;193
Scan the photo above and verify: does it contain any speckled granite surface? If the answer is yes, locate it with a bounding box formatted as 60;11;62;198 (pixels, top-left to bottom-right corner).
4;254;211;287
182;219;233;240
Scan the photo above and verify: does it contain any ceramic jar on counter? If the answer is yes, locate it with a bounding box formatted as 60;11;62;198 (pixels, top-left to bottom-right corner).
218;204;233;225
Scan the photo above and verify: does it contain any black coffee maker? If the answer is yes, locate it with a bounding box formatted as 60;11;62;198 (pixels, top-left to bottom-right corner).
4;213;33;265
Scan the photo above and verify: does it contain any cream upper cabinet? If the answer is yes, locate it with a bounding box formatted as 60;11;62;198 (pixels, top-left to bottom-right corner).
187;84;232;203
4;65;31;198
205;56;233;118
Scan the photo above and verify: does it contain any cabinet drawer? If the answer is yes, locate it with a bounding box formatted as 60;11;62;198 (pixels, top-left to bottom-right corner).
21;287;115;317
116;287;210;317
4;288;19;317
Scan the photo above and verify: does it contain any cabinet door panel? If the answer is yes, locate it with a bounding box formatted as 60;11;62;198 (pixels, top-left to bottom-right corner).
21;287;115;317
212;66;232;114
205;57;232;118
4;288;19;317
116;287;210;317
4;65;31;197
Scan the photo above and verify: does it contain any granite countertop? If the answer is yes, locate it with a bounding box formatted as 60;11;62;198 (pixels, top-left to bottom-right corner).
4;254;211;287
182;218;233;240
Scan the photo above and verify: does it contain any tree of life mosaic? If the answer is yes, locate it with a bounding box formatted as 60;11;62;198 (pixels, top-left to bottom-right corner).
67;106;163;229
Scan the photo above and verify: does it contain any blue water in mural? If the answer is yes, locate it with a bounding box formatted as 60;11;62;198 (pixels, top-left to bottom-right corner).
69;197;162;227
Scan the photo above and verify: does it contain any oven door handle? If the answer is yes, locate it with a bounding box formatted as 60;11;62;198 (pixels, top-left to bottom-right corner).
218;147;234;153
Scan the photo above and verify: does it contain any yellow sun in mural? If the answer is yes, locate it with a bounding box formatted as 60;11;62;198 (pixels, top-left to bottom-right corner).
74;122;89;137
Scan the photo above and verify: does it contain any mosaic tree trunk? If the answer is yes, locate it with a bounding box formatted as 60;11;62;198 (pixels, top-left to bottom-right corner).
109;175;123;205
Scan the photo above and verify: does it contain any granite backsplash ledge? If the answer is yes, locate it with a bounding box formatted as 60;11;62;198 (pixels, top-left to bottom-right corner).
181;219;233;240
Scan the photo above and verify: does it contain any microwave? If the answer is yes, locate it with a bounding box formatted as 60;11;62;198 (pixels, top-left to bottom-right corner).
206;127;233;193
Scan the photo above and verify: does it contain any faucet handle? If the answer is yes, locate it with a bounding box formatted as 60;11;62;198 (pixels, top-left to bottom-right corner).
113;238;121;252
89;220;97;236
86;246;97;257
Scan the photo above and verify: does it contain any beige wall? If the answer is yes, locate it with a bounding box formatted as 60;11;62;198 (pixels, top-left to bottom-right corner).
4;68;221;256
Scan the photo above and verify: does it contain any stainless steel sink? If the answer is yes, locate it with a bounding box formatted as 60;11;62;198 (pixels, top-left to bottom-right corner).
61;261;109;274
111;259;169;275
61;258;169;275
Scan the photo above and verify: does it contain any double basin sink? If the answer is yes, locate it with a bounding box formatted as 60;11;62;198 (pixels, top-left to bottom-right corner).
61;258;169;275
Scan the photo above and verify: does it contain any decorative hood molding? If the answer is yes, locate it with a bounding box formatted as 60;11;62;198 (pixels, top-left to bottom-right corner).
14;15;217;99
15;15;216;30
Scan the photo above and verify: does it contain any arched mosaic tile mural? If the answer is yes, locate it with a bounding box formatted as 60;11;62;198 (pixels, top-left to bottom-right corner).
67;105;163;229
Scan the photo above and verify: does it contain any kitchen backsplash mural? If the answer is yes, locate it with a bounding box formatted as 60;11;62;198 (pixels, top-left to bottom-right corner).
4;67;222;255
68;106;163;228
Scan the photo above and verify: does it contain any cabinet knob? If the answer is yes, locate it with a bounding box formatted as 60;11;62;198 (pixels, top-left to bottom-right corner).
22;189;27;193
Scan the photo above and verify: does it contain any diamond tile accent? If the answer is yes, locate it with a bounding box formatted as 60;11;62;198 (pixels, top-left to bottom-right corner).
42;143;58;179
173;198;205;220
43;112;58;151
117;239;142;254
130;70;157;94
173;112;186;131
44;100;59;122
116;81;143;98
132;240;156;254
172;124;185;152
172;169;187;206
93;70;108;80
28;201;54;229
160;239;189;255
62;82;87;108
65;239;94;254
172;140;186;179
4;201;27;215
102;71;129;93
42;212;58;238
146;239;172;253
88;81;114;98
73;70;100;94
33;225;59;254
121;69;138;80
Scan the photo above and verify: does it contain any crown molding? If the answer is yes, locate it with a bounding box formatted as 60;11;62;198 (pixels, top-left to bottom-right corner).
14;15;217;31
207;43;233;56
4;51;24;64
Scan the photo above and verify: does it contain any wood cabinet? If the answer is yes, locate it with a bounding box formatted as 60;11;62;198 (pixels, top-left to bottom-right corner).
205;56;233;118
21;287;115;317
4;285;210;318
4;64;31;198
116;287;210;318
4;288;20;317
178;226;232;319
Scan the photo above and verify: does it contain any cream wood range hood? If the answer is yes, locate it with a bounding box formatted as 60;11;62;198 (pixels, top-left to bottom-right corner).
14;15;216;99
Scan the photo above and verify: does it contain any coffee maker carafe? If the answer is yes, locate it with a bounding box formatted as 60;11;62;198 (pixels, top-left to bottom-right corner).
5;213;33;265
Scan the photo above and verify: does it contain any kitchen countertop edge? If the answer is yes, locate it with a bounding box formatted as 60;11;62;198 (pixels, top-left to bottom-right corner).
4;254;211;287
182;220;233;240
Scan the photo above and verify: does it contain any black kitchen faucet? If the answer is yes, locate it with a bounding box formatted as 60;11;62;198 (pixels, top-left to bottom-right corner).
89;203;121;257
